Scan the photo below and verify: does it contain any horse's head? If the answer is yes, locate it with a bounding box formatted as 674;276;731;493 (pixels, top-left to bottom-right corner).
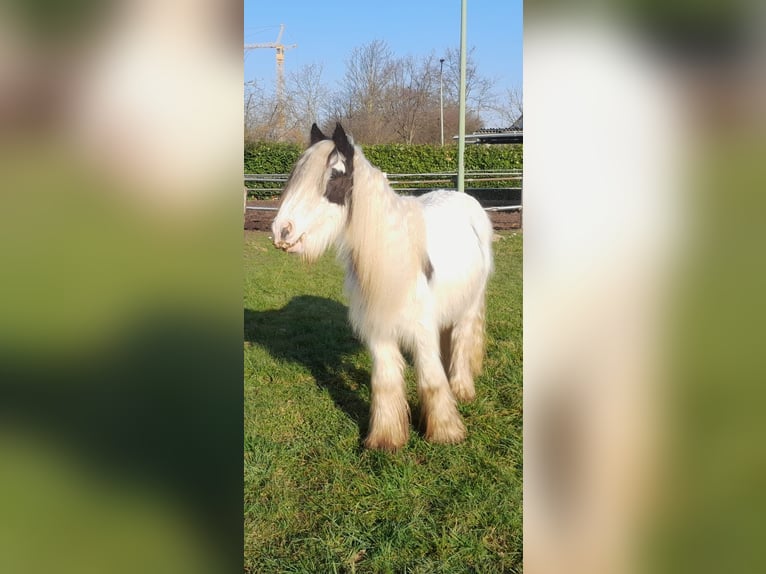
271;123;354;261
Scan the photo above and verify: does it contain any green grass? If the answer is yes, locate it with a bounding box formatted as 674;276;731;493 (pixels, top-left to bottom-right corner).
244;231;522;573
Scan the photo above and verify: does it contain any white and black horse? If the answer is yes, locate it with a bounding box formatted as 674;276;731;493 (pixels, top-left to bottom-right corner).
272;123;494;450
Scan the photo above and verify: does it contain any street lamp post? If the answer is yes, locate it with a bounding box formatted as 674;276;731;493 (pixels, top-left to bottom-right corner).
439;58;445;146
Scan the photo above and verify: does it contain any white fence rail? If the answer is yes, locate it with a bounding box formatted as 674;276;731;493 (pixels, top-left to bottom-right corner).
245;170;522;212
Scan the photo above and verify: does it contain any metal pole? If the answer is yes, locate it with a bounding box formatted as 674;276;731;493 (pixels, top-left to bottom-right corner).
457;0;467;192
439;58;445;147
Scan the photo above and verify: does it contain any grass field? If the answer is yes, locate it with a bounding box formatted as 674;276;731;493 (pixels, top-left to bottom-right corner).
244;230;522;573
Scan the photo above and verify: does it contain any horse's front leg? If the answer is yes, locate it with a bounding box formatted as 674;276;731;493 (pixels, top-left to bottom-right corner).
415;328;466;444
364;339;410;451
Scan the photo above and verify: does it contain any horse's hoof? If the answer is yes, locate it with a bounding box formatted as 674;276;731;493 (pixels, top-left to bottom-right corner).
451;381;476;403
364;433;408;452
364;423;409;452
423;416;466;445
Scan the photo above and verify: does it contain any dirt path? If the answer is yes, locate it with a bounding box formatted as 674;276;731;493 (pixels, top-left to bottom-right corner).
245;199;521;232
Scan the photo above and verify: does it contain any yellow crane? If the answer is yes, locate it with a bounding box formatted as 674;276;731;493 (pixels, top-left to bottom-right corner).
244;24;297;129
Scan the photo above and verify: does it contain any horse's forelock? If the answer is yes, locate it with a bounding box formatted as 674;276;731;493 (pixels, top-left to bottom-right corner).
281;135;358;208
282;140;334;199
282;139;353;206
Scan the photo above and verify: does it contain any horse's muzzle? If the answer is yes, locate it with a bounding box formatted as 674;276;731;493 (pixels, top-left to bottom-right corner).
272;220;305;252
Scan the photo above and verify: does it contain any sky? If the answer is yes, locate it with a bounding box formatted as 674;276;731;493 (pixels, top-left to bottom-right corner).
244;0;523;125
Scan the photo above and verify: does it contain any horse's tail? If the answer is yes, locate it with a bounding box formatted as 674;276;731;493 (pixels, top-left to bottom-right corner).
471;201;495;278
469;302;486;376
469;202;494;375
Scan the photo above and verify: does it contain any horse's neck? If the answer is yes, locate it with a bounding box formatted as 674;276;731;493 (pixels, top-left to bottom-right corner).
341;158;427;325
355;160;399;209
347;160;403;231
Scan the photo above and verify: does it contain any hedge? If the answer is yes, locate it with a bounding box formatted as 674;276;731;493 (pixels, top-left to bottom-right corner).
244;142;302;174
244;142;523;198
245;142;522;173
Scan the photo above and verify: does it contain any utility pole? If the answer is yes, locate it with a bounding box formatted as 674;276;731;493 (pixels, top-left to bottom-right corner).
244;24;297;131
457;0;467;192
439;58;445;147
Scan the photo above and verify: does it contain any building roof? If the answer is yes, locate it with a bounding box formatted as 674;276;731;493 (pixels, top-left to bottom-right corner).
454;115;523;144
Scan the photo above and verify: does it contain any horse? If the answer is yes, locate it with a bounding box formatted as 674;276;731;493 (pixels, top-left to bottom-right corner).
271;123;494;451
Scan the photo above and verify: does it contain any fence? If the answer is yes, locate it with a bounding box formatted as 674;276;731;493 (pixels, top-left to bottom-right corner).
245;170;522;212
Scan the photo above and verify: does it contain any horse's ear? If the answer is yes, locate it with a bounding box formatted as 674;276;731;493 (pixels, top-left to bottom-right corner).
332;123;354;162
310;123;327;145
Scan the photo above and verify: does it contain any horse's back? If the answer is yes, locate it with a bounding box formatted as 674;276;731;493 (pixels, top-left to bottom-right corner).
418;189;493;261
417;190;493;309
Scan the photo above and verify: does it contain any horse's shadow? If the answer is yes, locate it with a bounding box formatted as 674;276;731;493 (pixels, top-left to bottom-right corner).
244;296;371;435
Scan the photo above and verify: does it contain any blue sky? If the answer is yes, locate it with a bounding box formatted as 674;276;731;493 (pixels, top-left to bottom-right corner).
244;0;522;116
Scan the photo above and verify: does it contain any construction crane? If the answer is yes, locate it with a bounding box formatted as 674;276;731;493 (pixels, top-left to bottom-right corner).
244;24;297;129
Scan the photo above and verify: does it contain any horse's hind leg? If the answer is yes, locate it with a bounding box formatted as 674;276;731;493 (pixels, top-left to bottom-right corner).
449;294;487;403
415;328;466;444
364;339;410;451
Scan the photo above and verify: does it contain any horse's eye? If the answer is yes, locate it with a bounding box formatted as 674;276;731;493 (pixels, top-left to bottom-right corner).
330;168;343;179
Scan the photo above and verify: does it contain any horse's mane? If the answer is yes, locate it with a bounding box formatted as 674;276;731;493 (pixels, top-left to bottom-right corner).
341;149;430;339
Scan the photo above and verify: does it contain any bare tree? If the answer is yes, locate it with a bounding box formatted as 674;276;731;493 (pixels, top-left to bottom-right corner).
244;80;261;138
283;62;331;139
246;40;499;143
339;39;397;142
244;80;284;142
441;46;496;122
491;85;523;127
337;42;490;144
385;54;439;144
